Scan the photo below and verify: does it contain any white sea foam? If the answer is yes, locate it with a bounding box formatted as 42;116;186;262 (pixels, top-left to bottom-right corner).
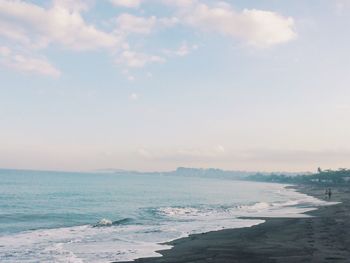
0;184;335;263
0;225;172;263
95;218;113;227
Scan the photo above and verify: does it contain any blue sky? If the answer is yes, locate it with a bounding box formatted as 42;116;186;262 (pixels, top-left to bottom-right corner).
1;0;350;172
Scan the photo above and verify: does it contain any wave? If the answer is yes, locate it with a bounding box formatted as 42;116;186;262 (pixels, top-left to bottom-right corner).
93;218;112;227
156;196;332;221
0;224;171;263
0;184;335;263
113;218;134;225
236;201;270;211
93;218;133;227
157;207;200;217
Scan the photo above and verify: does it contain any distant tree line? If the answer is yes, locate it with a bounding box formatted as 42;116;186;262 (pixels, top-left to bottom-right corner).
246;168;350;185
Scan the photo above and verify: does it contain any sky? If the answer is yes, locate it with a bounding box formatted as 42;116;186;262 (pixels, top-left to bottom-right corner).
0;0;350;172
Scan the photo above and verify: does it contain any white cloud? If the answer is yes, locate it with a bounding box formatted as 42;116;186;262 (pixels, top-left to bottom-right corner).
127;75;135;81
183;3;296;47
0;0;129;76
121;69;135;81
0;46;61;77
163;41;198;57
162;0;197;8
136;145;226;161
137;148;152;158
335;104;350;111
0;45;11;56
0;0;297;77
116;14;157;35
129;92;140;100
176;43;191;56
0;0;120;51
114;14;179;36
0;20;31;46
335;0;350;15
175;145;226;158
117;50;165;68
9;55;61;78
166;1;296;47
53;0;93;13
215;144;225;153
158;17;179;27
110;0;141;8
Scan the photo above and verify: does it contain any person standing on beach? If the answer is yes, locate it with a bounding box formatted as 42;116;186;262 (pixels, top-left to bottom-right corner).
328;188;332;199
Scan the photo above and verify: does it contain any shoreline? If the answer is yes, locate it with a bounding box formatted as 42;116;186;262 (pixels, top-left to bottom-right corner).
118;184;350;263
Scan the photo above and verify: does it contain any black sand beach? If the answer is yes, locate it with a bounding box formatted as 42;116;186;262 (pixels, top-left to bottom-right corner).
120;185;350;263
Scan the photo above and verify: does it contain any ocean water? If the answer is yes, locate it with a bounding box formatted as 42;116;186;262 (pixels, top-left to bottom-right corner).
0;169;328;262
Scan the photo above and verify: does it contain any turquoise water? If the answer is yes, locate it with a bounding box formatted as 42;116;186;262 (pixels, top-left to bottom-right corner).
0;169;325;262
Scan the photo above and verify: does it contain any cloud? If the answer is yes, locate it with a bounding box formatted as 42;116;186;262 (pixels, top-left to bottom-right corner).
335;104;350;111
53;0;93;13
0;46;61;77
162;0;197;8
163;41;198;57
183;3;296;47
175;145;226;158
335;0;350;15
158;17;180;27
0;0;125;76
0;45;10;56
0;0;120;51
0;0;171;76
0;20;31;46
215;144;225;153
0;0;297;77
114;14;179;37
117;50;165;68
137;148;152;158
115;14;157;35
129;92;140;100
234;149;350;167
137;145;226;161
121;69;136;81
110;1;296;47
110;0;141;8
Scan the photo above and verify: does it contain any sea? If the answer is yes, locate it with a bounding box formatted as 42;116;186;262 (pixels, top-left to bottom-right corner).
0;169;329;262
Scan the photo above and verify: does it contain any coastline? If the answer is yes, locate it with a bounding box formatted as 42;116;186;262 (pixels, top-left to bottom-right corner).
118;184;350;263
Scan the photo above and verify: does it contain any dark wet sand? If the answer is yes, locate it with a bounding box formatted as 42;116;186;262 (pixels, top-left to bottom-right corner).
119;185;350;263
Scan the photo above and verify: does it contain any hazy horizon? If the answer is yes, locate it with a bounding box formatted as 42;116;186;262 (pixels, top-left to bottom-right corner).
0;164;319;175
1;0;350;172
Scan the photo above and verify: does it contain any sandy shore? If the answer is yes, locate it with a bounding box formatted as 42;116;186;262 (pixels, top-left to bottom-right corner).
118;185;350;263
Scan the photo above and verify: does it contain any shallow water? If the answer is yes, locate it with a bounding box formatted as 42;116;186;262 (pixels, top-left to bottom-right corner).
0;169;327;262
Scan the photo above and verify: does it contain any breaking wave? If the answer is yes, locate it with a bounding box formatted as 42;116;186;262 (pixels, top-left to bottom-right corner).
93;218;134;227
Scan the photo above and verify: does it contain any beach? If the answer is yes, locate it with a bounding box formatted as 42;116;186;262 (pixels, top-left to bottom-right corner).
121;185;350;263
